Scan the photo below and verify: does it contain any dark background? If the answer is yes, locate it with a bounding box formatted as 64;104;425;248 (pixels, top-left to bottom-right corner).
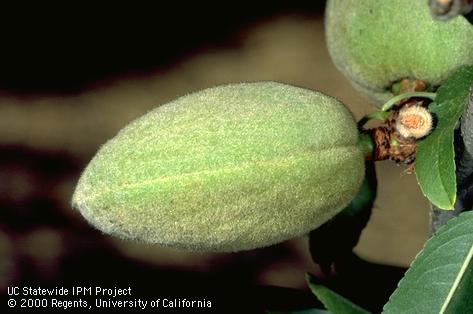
0;2;430;313
0;2;325;94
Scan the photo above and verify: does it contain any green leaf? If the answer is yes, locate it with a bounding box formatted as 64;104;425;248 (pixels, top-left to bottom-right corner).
383;211;473;313
306;274;370;314
267;309;329;314
416;65;473;210
381;92;436;111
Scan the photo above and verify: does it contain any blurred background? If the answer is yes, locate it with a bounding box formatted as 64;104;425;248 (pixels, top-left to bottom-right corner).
0;2;430;313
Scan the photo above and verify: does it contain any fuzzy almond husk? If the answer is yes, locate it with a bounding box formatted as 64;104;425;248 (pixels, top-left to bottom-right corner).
326;0;473;106
72;82;364;252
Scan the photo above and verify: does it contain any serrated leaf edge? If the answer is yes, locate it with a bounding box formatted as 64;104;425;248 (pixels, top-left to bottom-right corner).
415;153;455;210
439;244;473;314
383;212;473;313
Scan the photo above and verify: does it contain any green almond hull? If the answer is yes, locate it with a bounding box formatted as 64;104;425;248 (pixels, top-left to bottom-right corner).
72;82;364;252
326;0;473;105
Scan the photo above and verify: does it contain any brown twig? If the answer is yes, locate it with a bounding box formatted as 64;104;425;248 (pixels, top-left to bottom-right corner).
364;79;432;165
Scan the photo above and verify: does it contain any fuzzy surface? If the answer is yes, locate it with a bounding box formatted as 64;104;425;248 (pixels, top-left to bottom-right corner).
72;82;364;252
325;0;473;105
